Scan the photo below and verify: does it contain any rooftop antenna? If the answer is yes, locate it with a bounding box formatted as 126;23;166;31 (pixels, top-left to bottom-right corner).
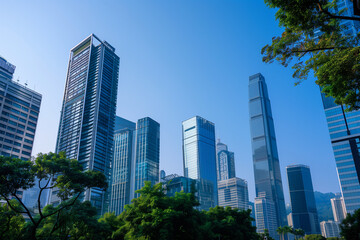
25;80;28;87
16;77;19;83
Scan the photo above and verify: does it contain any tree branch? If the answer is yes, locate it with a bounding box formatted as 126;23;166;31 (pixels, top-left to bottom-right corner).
317;2;360;22
11;192;36;226
42;192;81;219
291;46;349;53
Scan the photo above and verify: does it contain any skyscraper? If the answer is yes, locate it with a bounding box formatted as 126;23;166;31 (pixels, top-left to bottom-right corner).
182;116;218;209
254;192;278;239
109;116;136;215
331;195;347;222
54;34;119;213
216;139;235;181
134;117;160;197
287;165;320;235
320;93;360;214
0;56;42;160
248;73;288;237
218;177;249;210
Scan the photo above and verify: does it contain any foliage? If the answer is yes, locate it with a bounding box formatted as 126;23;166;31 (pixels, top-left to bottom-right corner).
205;206;258;240
304;234;326;240
277;225;293;240
0;152;107;240
262;0;360;110
293;228;305;239
0;200;25;239
258;228;274;240
117;181;258;240
340;208;360;240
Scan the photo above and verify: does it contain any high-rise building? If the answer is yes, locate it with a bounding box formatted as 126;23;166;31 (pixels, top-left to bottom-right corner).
320;93;360;214
0;56;42;160
320;220;341;238
331;195;347;222
109;117;136;215
287;165;320;235
216;139;235;181
182;116;218;209
159;170;166;182
248;73;288;237
53;34;119;213
254;192;278;239
134;117;160;197
218;177;248;210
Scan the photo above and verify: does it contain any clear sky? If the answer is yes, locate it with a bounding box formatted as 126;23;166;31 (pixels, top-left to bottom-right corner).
1;0;340;203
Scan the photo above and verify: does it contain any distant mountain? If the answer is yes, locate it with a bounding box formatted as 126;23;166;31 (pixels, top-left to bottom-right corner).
286;191;336;223
314;191;336;222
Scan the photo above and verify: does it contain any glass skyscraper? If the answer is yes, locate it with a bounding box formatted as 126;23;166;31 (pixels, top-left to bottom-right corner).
254;192;278;239
53;34;119;213
134;117;160;197
321;93;360;214
287;165;320;235
109;116;136;215
248;73;287;238
0;56;42;160
216;139;235;181
182;116;218;209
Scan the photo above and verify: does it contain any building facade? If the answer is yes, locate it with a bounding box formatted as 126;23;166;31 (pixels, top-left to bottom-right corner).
216;139;235;181
254;192;278;239
0;56;42;160
331;195;347;222
134;117;160;197
109;117;136;215
248;73;288;237
321;93;360;214
287;165;320;235
53;34;120;213
182;116;218;209
320;220;341;238
218;177;248;210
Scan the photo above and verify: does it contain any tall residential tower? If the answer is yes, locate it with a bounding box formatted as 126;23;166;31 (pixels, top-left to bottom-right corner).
248;73;287;238
54;34;119;213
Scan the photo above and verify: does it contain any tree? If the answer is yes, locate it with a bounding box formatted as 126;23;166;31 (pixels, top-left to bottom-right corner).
117;181;258;240
258;229;274;240
0;200;25;240
0;152;107;240
118;181;205;240
205;206;258;240
292;228;305;240
277;226;285;240
262;0;360;110
340;208;360;240
304;234;326;240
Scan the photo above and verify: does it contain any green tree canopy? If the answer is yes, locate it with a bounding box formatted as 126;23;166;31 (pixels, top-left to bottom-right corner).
262;0;360;110
304;234;326;240
0;199;25;240
340;208;360;240
0;152;107;240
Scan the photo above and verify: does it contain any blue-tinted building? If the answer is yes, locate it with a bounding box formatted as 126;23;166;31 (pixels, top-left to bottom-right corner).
134;117;160;197
182;116;218;209
249;73;288;238
255;192;278;239
216;140;235;181
109;116;136;215
53;34;119;213
287;165;320;235
0;56;42;160
321;93;360;214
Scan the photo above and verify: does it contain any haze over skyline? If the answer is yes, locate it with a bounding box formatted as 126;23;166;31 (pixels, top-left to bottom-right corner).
1;0;339;203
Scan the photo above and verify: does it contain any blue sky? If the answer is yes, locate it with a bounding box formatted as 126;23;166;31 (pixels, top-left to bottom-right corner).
1;0;340;203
